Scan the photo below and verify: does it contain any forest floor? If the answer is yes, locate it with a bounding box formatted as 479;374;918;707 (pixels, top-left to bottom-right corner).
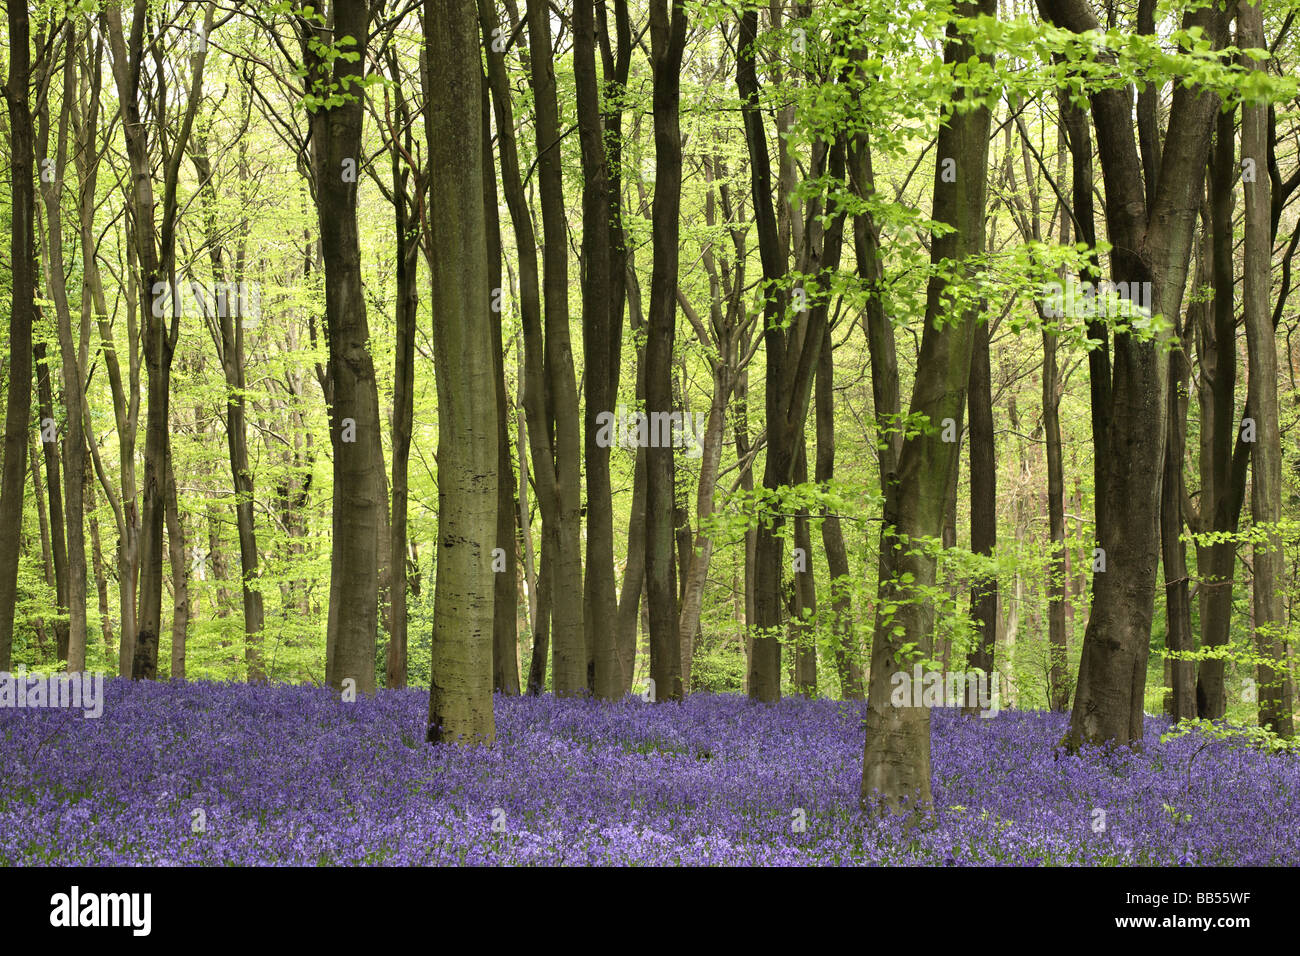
1;680;1296;865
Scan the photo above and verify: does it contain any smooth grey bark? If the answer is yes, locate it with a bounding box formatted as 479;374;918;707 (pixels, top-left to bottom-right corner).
480;73;520;697
424;0;499;743
1040;0;1229;749
1240;0;1293;737
294;0;384;695
861;0;995;814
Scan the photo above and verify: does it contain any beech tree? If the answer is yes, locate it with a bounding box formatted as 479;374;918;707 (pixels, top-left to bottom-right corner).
1;0;1296;774
291;0;386;695
1038;0;1230;749
860;0;996;812
424;0;498;743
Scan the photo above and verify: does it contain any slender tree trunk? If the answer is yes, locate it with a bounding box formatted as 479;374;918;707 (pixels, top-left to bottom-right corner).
816;331;863;699
1042;325;1071;710
645;0;689;702
38;27;88;671
677;368;729;686
1240;0;1293;737
85;461;113;653
616;264;649;693
481;76;519;696
516;334;539;641
527;552;552;695
190;132;266;682
1161;317;1196;721
520;0;586;695
791;442;817;696
737;8;844;701
967;320;999;699
34;342;70;661
735;365;758;695
165;450;188;680
574;0;621;698
28;433;56;656
387;150;417;689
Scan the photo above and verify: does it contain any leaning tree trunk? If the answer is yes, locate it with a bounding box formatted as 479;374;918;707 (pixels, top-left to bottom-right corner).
861;0;994;814
38;28;89;671
523;0;586;696
104;2;207;680
616;266;649;693
816;330;864;700
677;368;729;688
482;78;520;697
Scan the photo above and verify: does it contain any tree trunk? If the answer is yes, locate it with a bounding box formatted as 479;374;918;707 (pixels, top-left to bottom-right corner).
1041;0;1229;749
189;125;266;682
645;0;689;702
816;330;863;699
296;1;383;695
861;0;994;814
616;263;649;694
481;77;520;697
1240;0;1293;737
677;370;729;687
791;442;817;696
968;320;999;699
424;0;499;743
527;552;551;696
0;0;35;672
37;28;88;671
28;433;56;657
575;0;622;698
737;7;844;701
1161;316;1196;721
85;460;114;653
104;2;211;680
34;342;70;661
165;450;188;680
